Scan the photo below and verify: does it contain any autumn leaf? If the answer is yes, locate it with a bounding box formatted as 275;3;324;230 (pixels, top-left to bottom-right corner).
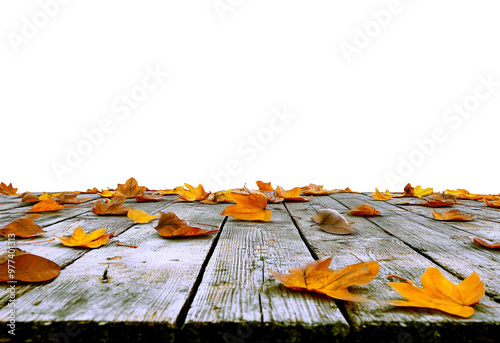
83;187;100;194
135;193;164;202
116;177;147;198
311;209;356;234
413;186;433;198
256;181;274;191
387;267;485;318
29;199;64;213
127;208;158;223
58;226;111;248
269;258;379;302
0;248;60;282
39;192;60;201
221;192;272;221
432;209;476;221
159;186;185;195
347;203;381;216
0;182;17;196
100;190;123;198
484;199;500;208
201;191;232;204
22;193;40;203
0;214;45;238
52;192;87;204
301;184;334;196
331;187;355;193
92;196;133;215
177;183;210;201
371;188;392;201
275;186;310;201
396;194;456;208
154;212;218;238
470;236;500;249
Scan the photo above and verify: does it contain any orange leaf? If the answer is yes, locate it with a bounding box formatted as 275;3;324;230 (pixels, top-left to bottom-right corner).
0;182;17;196
177;183;210;201
52;192;87;204
256;181;274;191
154;212;218;238
301;184;335;196
221;193;272;221
347;203;381;216
276;185;310;201
135;193;164;202
484;199;500;208
57;226;111;248
92;196;133;215
432;209;476;221
270;258;379;302
83;187;100;194
0;214;45;238
371;188;392;201
158;186;185;195
0;248;60;282
29;199;64;212
201;191;232;204
116;177;147;198
387;267;485;318
470;236;500;249
311;209;356;234
22;193;40;203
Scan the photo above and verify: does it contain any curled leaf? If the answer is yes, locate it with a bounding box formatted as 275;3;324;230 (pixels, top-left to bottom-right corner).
256;181;274;191
92;196;133;215
484;199;500;208
135;193;164;202
371;188;392;201
311;209;356;234
270;258;380;302
276;186;310;201
470;236;500;249
22;193;40;203
0;249;60;282
154;212;218;238
0;182;17;195
432;209;476;221
347;203;381;216
177;183;210;201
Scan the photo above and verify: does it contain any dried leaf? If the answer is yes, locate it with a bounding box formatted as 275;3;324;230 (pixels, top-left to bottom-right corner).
83;187;100;194
470;236;500;249
29;199;64;213
52;192;87;204
201;191;232;204
0;214;45;238
154;212;218;238
100;190;123;197
22;193;40;203
371;188;392;201
116;177;147;198
269;258;379;302
0;249;60;282
484;199;500;208
311;209;356;234
256;181;274;191
276;186;310;201
413;186;433;198
92;196;133;215
135;193;164;202
347;203;381;216
0;182;17;196
432;209;476;221
57;226;111;248
127;208;158;223
221;192;272;221
301;184;335;196
387;267;485;318
177;183;210;201
159;186;185;195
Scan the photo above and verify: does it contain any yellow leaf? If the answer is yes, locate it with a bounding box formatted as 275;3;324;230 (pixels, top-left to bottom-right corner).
127;208;158;223
371;188;392;201
414;186;433;198
57;226;110;248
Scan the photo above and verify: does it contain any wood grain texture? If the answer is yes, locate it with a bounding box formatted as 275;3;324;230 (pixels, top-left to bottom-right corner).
286;196;500;343
183;203;349;343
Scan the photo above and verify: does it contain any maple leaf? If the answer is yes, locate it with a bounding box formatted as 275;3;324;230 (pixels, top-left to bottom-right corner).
135;193;164;202
154;212;218;238
256;181;274;191
275;186;310;201
270;258;379;302
0;214;45;238
57;226;111;248
177;183;210;201
92;196;134;215
432;209;476;221
311;209;356;234
470;236;500;249
83;187;100;194
387;267;485;318
301;184;335;196
52;192;87;204
116;177;147;198
371;188;392;201
444;189;471;199
221;192;272;221
0;182;17;195
0;248;60;282
484;199;500;208
29;199;64;212
347;203;381;216
127;208;158;223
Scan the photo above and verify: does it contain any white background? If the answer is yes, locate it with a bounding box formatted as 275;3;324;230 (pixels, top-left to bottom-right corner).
1;0;499;194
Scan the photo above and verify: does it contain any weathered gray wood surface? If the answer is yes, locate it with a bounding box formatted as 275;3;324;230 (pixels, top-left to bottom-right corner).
0;191;499;343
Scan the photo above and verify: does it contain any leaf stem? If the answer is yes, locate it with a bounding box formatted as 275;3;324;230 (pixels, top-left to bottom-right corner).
115;242;137;248
387;274;413;284
197;222;219;228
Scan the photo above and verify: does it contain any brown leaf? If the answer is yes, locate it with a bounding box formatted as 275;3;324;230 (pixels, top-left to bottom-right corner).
432;209;476;221
0;214;45;238
311;209;356;234
92;196;134;215
51;192;87;204
347;203;381;216
135;193;164;202
116;177;147;198
470;236;500;249
0;248;60;282
22;193;40;203
154;212;218;238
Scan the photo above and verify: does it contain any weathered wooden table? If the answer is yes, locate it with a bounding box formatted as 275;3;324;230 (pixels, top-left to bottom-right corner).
1;192;499;342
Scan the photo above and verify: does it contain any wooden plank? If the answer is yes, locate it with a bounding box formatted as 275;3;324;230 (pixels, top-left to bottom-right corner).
330;193;500;300
0;201;224;343
182;203;349;343
286;196;500;343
